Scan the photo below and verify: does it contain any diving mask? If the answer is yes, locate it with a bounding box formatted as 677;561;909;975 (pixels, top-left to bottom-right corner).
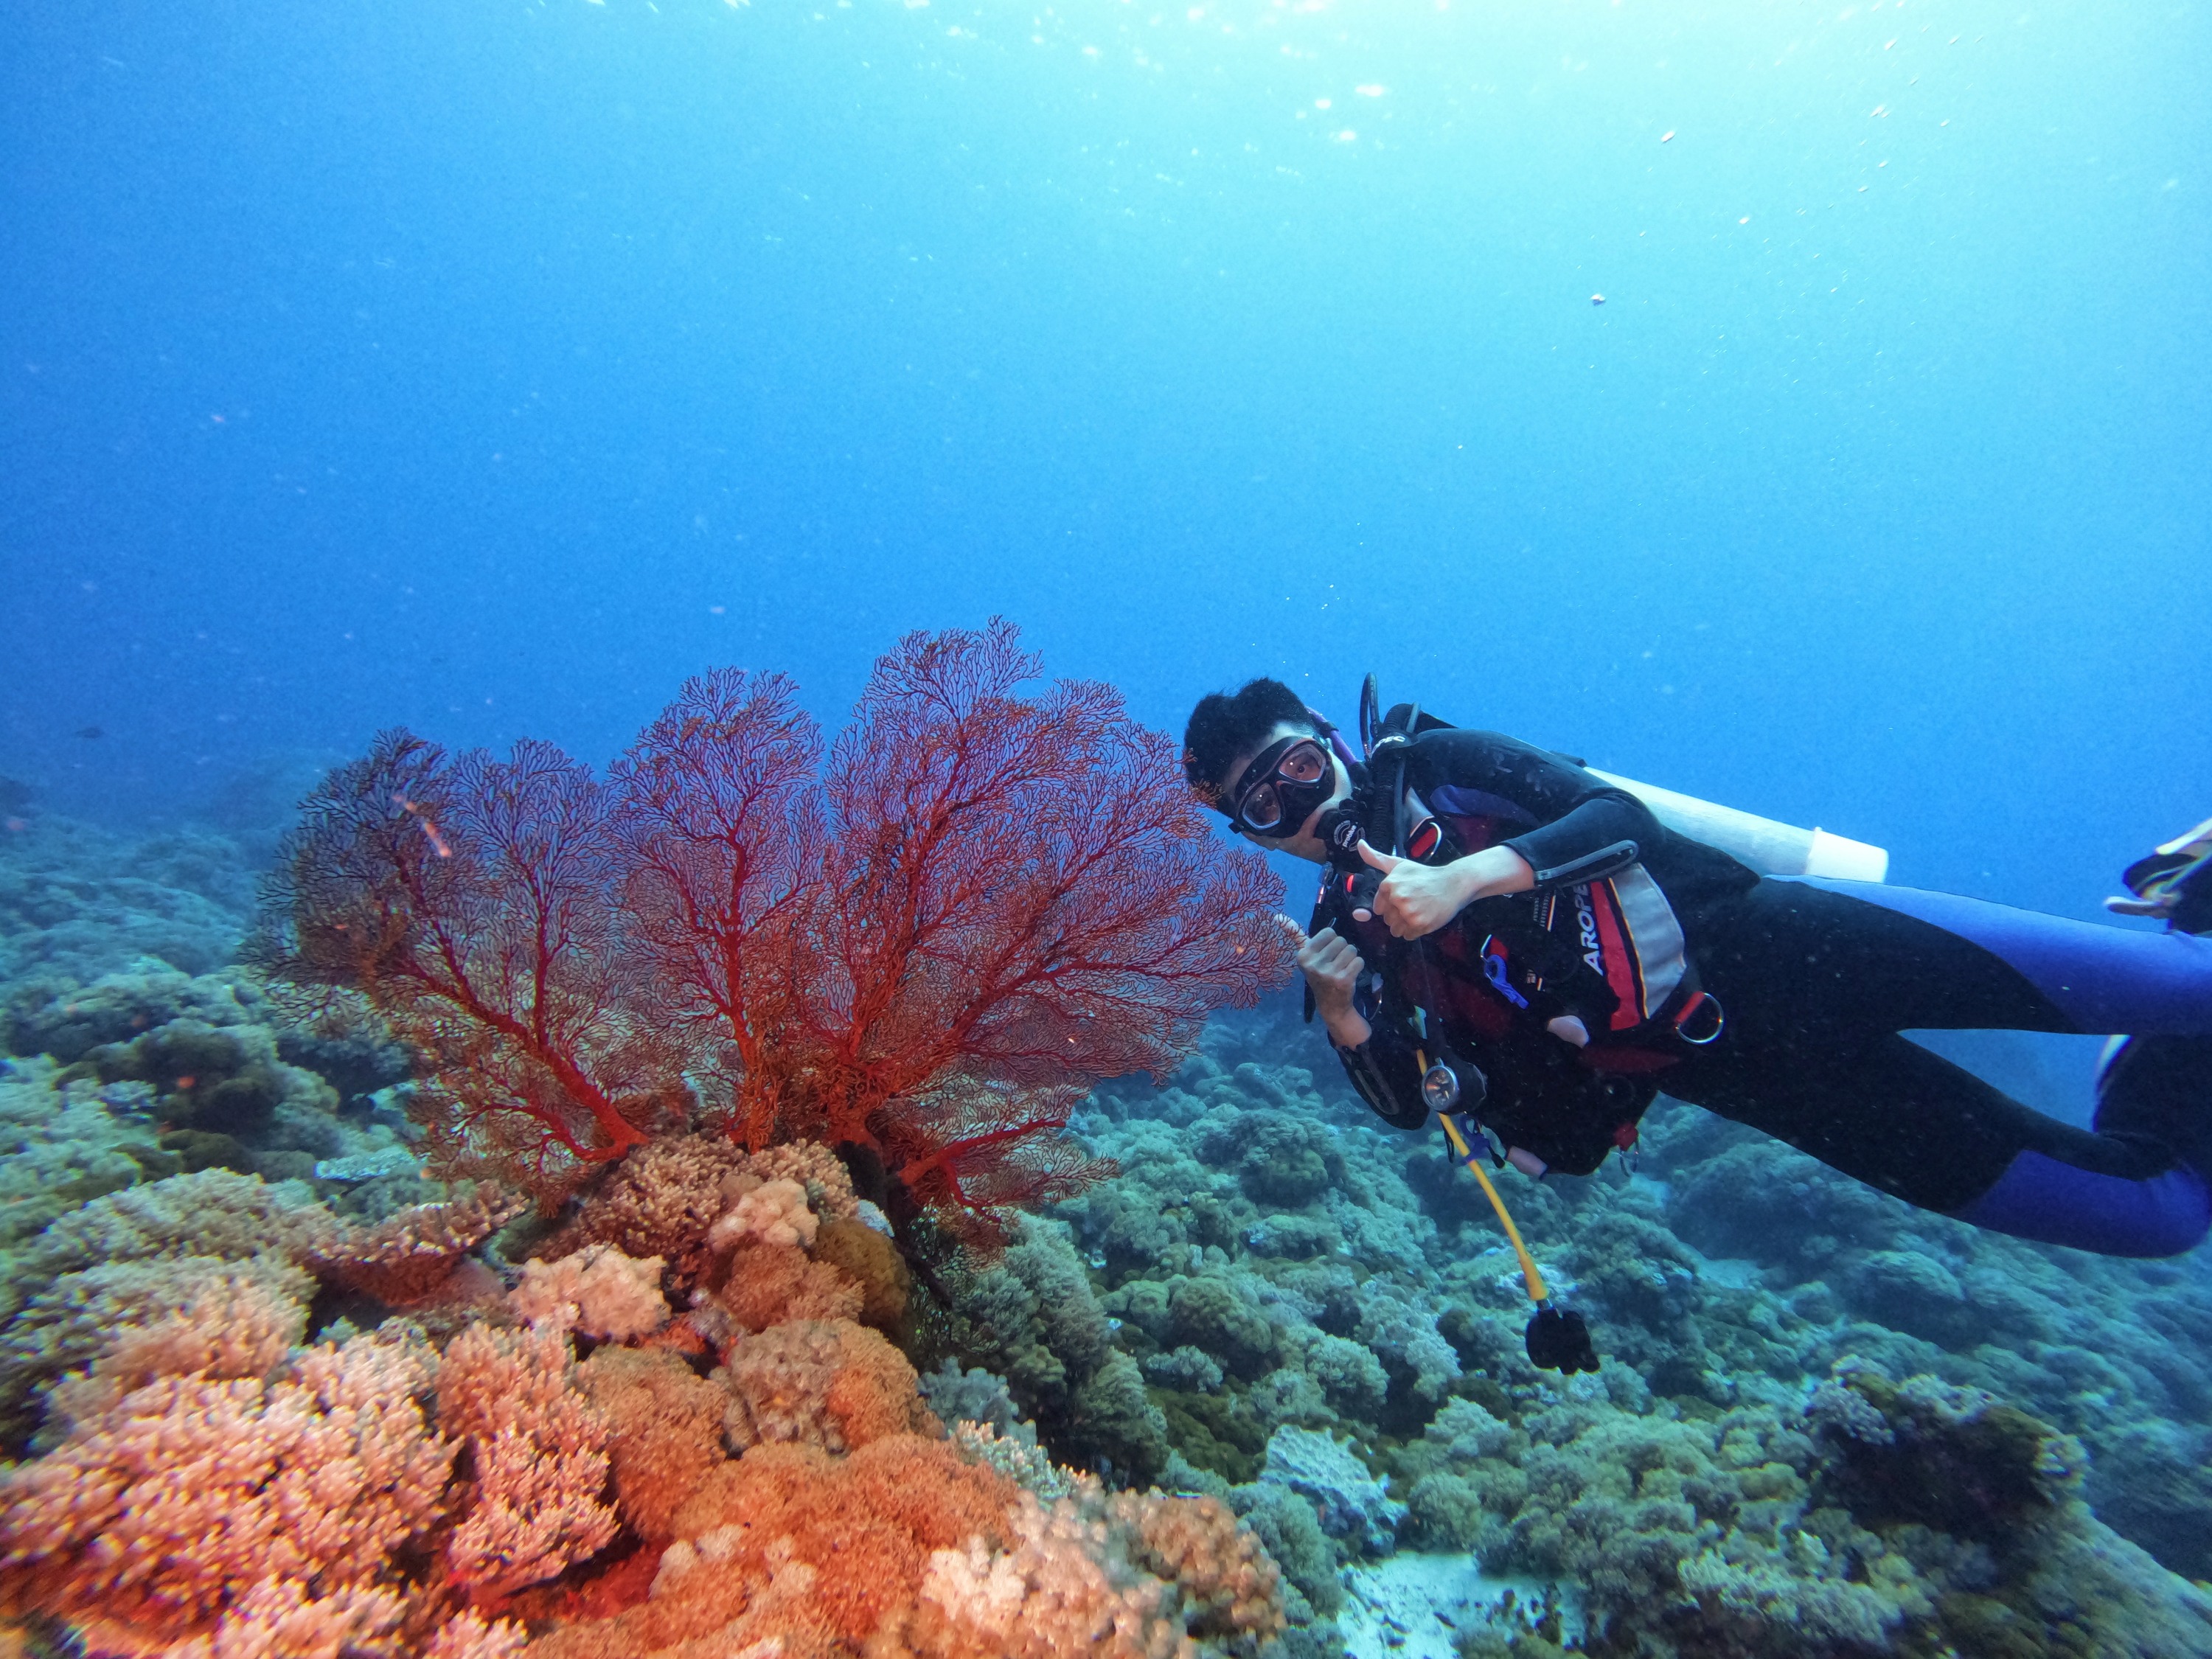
1230;737;1335;836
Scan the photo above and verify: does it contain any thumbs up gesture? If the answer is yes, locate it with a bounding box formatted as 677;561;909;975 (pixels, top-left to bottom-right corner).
1355;839;1535;939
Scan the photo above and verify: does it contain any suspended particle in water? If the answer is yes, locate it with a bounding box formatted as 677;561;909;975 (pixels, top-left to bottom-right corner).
1591;294;1605;305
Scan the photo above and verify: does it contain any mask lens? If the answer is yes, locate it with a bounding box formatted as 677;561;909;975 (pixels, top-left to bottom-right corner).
1239;782;1286;832
1278;742;1328;784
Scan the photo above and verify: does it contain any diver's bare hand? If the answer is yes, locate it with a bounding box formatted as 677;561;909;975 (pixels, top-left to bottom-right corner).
1287;920;1371;1048
1354;841;1534;939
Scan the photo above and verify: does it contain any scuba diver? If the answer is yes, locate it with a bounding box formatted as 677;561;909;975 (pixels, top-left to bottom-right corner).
1183;677;2212;1366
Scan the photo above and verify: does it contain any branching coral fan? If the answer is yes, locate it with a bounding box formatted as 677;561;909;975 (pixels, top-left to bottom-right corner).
251;622;1288;1222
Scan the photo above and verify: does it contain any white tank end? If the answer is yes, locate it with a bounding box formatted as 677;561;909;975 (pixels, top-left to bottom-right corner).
1806;828;1890;883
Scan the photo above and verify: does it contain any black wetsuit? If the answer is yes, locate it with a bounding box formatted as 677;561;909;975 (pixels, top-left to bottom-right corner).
1327;728;2212;1258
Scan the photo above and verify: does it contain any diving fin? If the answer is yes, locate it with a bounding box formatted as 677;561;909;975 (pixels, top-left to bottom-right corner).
2108;817;2212;935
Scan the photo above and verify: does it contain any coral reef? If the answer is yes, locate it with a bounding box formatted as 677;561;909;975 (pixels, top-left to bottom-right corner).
0;1169;333;1449
437;1321;620;1599
720;1316;939;1453
1256;1427;1405;1558
0;1261;490;1658
313;1190;527;1310
0;1119;1288;1659
575;1345;732;1541
7;748;2211;1659
883;1484;1284;1659
0;811;251;986
932;1214;1173;1484
509;1242;671;1340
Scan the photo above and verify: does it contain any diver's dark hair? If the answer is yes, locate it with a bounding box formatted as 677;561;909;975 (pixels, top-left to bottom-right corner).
1182;678;1317;813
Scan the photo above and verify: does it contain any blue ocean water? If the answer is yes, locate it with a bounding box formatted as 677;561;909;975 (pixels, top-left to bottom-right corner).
6;0;2205;914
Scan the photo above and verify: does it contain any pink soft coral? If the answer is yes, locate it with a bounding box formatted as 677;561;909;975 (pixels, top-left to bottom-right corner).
438;1321;621;1601
511;1242;672;1341
0;1273;452;1655
891;1486;1286;1659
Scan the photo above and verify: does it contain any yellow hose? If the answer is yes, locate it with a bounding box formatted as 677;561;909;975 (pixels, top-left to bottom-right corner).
1438;1113;1551;1306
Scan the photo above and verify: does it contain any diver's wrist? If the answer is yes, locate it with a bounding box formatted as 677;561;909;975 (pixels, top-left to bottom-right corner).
1444;853;1494;910
1458;846;1534;902
1324;1006;1372;1048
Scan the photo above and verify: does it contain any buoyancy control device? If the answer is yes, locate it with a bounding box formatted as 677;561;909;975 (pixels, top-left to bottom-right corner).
1301;675;1891;1375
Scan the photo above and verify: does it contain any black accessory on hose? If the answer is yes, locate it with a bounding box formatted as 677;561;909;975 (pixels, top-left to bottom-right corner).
1525;1305;1601;1374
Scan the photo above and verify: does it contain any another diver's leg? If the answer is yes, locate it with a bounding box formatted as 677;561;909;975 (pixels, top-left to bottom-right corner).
1669;1034;2210;1257
1780;876;2212;1036
2092;1035;2212;1175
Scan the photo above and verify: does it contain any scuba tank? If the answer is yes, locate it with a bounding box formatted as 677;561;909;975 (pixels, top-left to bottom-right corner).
1585;770;1888;883
1336;674;1889;881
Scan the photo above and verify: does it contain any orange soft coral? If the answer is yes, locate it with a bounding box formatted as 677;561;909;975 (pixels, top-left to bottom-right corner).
576;1346;732;1542
672;1439;1023;1647
720;1319;937;1454
529;1435;1022;1659
712;1243;865;1334
437;1323;619;1601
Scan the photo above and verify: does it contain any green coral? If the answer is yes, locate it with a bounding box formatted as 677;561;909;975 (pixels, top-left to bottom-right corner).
0;1057;178;1260
937;1215;1169;1485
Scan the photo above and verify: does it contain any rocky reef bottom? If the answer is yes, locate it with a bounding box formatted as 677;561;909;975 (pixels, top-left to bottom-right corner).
1023;1006;2212;1657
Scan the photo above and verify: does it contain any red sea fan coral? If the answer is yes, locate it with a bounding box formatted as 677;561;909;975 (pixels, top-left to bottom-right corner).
608;665;823;1149
253;737;680;1190
634;623;1288;1221
257;622;1290;1220
796;625;1280;1119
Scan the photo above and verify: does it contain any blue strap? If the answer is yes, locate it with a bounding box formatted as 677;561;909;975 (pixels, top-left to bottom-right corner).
1950;1148;2211;1258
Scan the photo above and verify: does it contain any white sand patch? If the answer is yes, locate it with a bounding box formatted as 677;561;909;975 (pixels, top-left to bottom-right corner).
1338;1552;1583;1658
1693;1252;1765;1290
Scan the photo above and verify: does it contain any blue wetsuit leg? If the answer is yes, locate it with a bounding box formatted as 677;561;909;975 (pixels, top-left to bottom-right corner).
1789;877;2212;1036
1950;1035;2212;1256
1946;1150;2209;1256
1676;880;2212;1258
